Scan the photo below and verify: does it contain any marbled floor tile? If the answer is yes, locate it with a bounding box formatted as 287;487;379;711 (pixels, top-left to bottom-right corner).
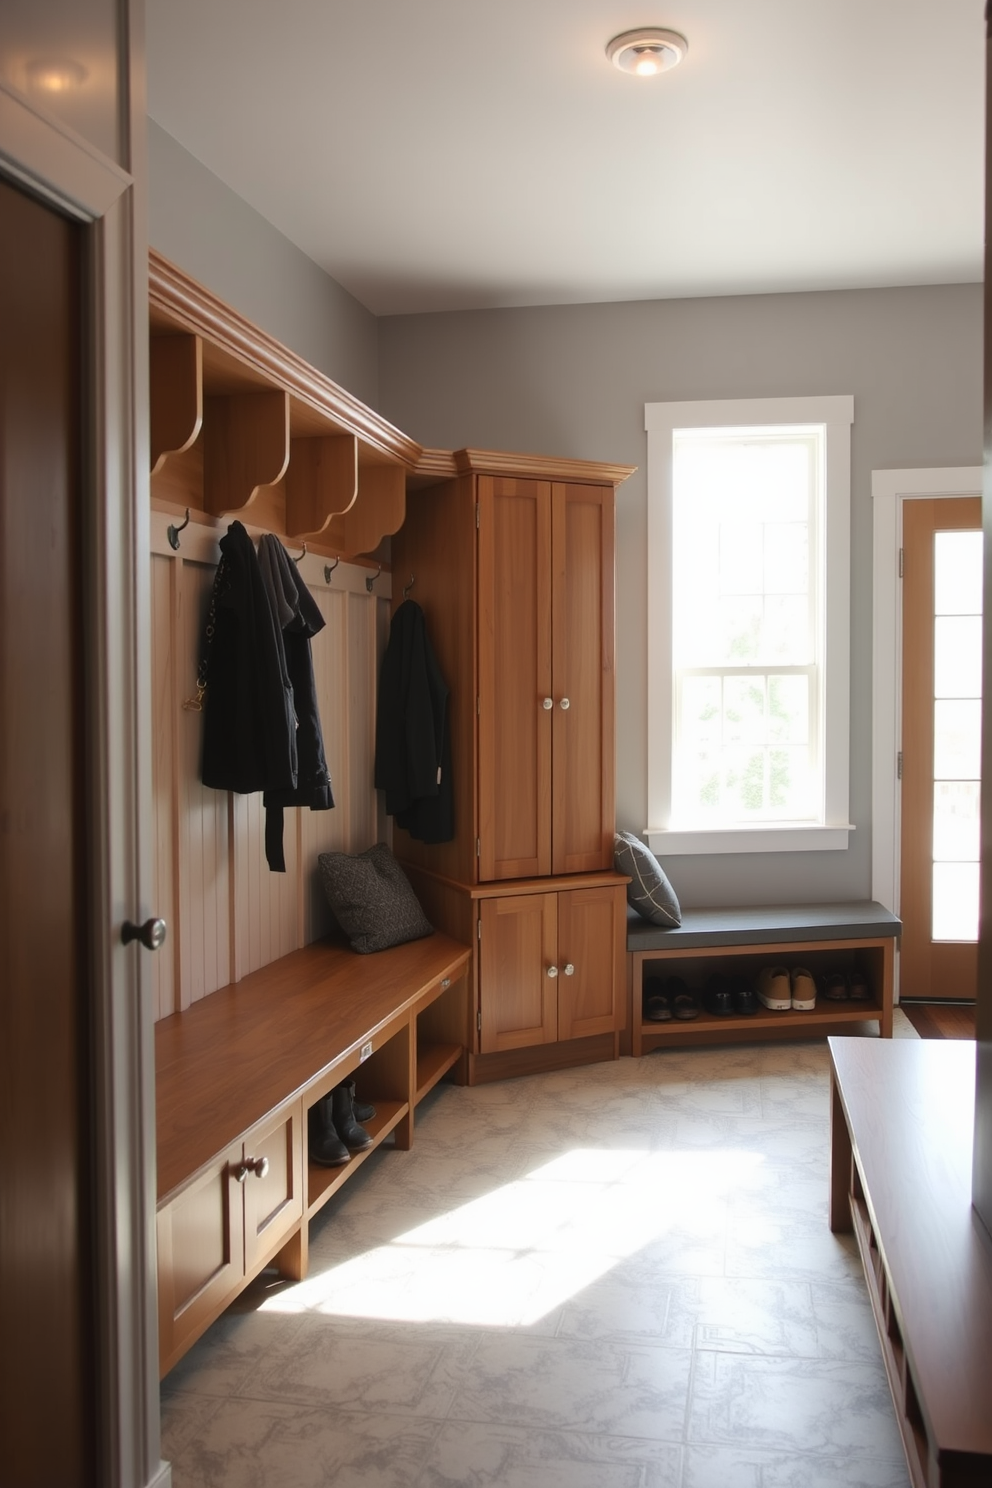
161;1299;310;1399
417;1423;682;1488
676;1276;820;1357
555;1262;696;1347
446;1334;693;1442
688;1351;906;1459
160;1389;225;1461
811;1279;887;1361
759;1074;830;1122
725;1212;863;1284
683;1442;910;1488
239;1309;480;1417
166;1396;441;1488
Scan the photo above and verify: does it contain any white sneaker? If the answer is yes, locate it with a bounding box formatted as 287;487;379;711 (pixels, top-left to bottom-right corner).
790;967;817;1011
757;965;791;1011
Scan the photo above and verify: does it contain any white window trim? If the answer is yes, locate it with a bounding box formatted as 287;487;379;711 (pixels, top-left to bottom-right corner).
870;466;982;915
645;394;854;855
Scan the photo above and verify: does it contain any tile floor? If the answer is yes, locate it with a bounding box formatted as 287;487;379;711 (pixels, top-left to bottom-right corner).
161;1020;918;1487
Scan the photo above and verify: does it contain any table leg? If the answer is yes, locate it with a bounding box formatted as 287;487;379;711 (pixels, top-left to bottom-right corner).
829;1065;854;1233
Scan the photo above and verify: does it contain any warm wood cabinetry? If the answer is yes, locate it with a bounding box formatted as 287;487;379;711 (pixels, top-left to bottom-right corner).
393;451;634;1078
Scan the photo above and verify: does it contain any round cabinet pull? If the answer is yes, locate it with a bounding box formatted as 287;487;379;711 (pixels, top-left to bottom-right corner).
559;697;570;710
542;696;554;710
233;1162;249;1184
563;963;575;976
249;1156;269;1180
441;977;451;989
121;917;167;951
547;965;559;979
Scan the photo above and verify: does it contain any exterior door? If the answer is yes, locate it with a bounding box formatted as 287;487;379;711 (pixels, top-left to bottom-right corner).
551;483;615;875
900;497;982;1000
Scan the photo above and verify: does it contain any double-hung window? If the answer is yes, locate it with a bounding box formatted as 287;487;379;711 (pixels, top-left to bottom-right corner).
645;395;853;854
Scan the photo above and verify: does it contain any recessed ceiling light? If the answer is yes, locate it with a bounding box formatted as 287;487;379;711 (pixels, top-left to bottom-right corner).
606;28;687;77
26;58;88;94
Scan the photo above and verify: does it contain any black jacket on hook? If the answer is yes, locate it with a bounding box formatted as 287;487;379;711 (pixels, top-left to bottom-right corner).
201;520;297;799
374;599;454;844
258;535;334;870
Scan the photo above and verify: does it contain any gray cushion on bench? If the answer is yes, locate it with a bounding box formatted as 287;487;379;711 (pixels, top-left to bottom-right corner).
318;842;433;954
614;831;681;927
626;900;902;951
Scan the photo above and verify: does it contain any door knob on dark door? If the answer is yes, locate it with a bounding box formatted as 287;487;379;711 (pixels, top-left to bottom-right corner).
121;917;167;951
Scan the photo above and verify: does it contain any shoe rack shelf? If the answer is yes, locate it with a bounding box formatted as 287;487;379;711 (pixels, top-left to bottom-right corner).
627;902;900;1055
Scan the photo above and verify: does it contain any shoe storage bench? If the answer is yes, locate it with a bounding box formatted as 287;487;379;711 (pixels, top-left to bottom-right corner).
155;932;470;1376
829;1038;992;1488
627;901;901;1054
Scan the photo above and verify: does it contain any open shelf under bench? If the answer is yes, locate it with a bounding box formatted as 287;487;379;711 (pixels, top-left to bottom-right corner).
627;901;901;1054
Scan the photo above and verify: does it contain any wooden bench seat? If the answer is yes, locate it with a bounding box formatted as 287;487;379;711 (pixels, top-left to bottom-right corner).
627;900;901;1053
155;931;471;1375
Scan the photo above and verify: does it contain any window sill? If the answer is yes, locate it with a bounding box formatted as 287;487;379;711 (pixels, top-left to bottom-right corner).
646;825;855;856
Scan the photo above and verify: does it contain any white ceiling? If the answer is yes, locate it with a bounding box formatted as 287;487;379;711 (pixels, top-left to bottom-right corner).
146;0;985;317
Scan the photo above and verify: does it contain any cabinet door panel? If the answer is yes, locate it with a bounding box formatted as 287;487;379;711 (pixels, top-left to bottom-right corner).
552;484;615;874
557;885;625;1041
242;1100;304;1278
157;1141;243;1374
480;893;558;1051
479;476;552;880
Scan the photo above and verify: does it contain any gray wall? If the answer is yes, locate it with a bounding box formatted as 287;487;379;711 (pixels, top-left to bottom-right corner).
147;119;379;407
379;284;983;908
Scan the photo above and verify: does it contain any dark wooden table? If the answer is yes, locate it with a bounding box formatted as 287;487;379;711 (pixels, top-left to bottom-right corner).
829;1037;992;1488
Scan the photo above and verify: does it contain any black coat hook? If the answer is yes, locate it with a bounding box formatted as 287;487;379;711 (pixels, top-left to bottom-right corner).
402;573;416;599
365;563;382;594
167;508;191;551
324;558;340;584
291;541;307;563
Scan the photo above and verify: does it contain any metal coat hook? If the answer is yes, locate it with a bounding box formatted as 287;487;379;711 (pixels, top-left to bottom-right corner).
402;573;416;600
291;541;307;563
365;563;381;594
167;508;191;551
323;558;340;584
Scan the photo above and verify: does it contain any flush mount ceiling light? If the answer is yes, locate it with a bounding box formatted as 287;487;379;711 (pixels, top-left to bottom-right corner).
26;58;88;93
606;28;687;77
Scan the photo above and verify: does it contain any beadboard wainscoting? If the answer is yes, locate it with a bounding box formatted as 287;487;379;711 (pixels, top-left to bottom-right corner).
149;508;390;1020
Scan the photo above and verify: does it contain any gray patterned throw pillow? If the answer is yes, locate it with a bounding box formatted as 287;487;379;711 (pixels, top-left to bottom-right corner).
317;842;433;954
613;831;682;927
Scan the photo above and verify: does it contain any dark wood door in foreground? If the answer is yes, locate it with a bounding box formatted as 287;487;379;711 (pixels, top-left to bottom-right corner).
0;178;95;1485
900;496;981;1001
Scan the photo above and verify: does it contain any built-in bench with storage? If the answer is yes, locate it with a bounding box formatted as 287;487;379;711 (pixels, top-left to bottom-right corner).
155;931;471;1376
627;901;901;1054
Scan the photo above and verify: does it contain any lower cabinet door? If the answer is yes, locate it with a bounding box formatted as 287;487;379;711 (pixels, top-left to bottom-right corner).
242;1099;304;1277
557;884;625;1041
157;1139;244;1376
480;892;558;1052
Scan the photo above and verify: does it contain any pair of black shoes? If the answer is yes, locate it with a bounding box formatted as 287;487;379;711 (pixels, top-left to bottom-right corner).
703;973;757;1017
309;1080;375;1167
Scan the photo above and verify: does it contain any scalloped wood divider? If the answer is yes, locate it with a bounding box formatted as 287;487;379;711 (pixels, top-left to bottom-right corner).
285;434;358;540
203;390;290;517
149;251;424;557
150;333;202;475
328;464;407;556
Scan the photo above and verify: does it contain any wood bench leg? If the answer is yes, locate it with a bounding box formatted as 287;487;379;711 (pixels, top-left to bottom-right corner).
273;1221;308;1282
829;1068;854;1234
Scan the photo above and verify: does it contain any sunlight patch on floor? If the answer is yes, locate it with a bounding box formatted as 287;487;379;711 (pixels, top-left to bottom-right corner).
259;1147;765;1327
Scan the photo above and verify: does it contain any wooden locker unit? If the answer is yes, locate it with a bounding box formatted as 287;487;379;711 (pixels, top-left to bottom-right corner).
394;450;634;1080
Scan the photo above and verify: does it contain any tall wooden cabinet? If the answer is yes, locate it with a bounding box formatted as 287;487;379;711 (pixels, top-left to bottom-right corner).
393;451;634;1080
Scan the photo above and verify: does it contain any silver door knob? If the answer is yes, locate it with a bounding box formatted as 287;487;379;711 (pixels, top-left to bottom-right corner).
542;697;554;710
559;697;570;710
121;917;167;951
563;963;575;976
547;965;559;978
